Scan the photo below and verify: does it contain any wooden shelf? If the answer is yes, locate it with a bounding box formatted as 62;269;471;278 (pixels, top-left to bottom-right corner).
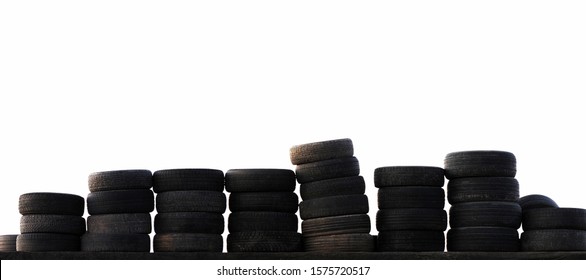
2;251;585;260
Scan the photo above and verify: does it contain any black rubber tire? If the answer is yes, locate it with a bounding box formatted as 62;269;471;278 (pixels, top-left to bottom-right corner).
377;231;445;252
376;209;447;231
225;169;296;192
299;194;369;220
228;212;298;232
449;202;522;228
153;233;223;252
16;233;80;252
301;214;371;238
447;227;520;252
19;192;84;216
0;235;18;252
374;166;445;187
377;187;445;209
155;212;224;234
522;208;586;231
20;215;86;235
81;233;150;252
289;138;354;165
518;194;559;211
521;229;586;251
227;231;302;252
447;177;519;204
444;151;517;179
229;192;299;213
152;169;224;193
87;213;152;234
156;191;226;213
303;233;375;252
87;189;154;215
88;169;152;192
295;157;360;184
300;176;365;200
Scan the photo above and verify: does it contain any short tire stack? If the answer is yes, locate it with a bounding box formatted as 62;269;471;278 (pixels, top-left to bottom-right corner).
520;194;586;251
374;166;447;252
445;151;521;252
225;169;301;252
83;170;154;252
153;169;226;252
291;138;374;252
17;192;85;251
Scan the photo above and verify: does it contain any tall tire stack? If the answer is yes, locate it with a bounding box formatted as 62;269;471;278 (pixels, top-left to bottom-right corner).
17;192;85;251
152;169;225;252
374;166;447;252
520;194;586;251
225;169;302;252
82;170;154;252
444;151;522;252
290;138;374;252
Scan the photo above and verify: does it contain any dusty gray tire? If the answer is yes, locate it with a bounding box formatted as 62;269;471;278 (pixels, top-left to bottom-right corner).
289;138;354;165
0;235;18;252
376;209;447;231
299;194;369;220
228;212;298;232
447;227;520;252
300;176;365;200
447;177;519;204
521;229;586;251
152;169;224;193
522;208;586;231
154;233;223;252
295;157;360;184
229;192;298;213
19;192;84;216
227;231;302;252
16;233;80;252
88;169;152;192
449;202;521;228
87;189;154;215
302;214;371;238
374;166;445;187
87;213;152;234
156;191;226;213
155;212;224;234
81;233;150;252
303;233;375;252
518;194;559;211
225;169;296;192
378;187;445;209
377;231;445;252
444;151;517;179
20;215;86;235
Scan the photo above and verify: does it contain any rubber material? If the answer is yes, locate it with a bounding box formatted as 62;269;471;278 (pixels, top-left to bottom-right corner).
377;187;445;209
153;233;223;252
229;192;299;213
227;231;302;252
303;233;375;252
300;176;365;200
374;166;445;187
152;169;224;193
88;169;152;192
20;215;86;235
16;233;80;252
447;227;520;252
522;208;586;231
156;191;226;213
376;209;447;231
447;177;519;204
19;192;84;216
518;195;559;211
377;231;445;252
289;138;354;165
87;189;154;215
444;151;516;179
302;214;371;238
299;194;369;220
155;212;224;234
81;233;150;252
449;202;521;229
225;169;296;192
228;212;298;232
295;157;360;184
0;235;18;252
521;229;586;251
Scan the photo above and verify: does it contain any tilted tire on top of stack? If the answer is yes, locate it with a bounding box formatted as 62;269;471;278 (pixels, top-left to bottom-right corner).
290;138;374;252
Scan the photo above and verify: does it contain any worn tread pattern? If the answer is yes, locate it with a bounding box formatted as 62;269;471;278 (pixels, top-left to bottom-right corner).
88;169;152;192
229;192;299;213
518;194;559;211
19;193;84;216
227;231;302;252
87;213;152;234
155;212;224;234
378;187;445;209
156;191;226;213
225;169;296;192
228;212;298;232
449;202;522;229
301;214;371;238
303;233;375;252
0;235;18;252
16;233;80;252
20;215;86;236
374;166;445;187
447;177;519;204
87;189;154;215
300;176;365;200
152;169;224;193
153;233;223;252
521;229;586;251
376;209;447;231
447;227;520;252
377;231;445;252
81;233;150;252
299;194;369;220
295;157;360;184
289;138;354;165
522;208;586;231
444;151;517;179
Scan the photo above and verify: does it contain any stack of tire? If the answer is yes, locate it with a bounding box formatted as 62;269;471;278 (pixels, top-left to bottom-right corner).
225;169;302;252
290;138;374;252
520;194;586;251
152;169;226;252
374;166;447;251
83;170;154;252
444;151;522;252
17;192;85;251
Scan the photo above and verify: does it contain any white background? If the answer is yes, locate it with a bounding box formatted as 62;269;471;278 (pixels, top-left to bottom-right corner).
1;0;585;277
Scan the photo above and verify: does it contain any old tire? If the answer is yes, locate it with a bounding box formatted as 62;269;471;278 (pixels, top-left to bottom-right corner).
225;169;296;192
16;233;80;252
522;208;586;231
518;194;559;212
87;189;154;215
300;176;365;200
376;209;447;231
228;212;298;232
295;157;360;184
153;233;223;252
88;169;152;192
0;235;18;252
81;233;150;252
289;138;354;165
301;214;371;238
87;213;152;234
229;192;298;213
447;227;520;252
227;231;302;252
377;231;445;252
449;202;522;228
152;169;224;193
521;229;586;251
374;166;445;187
156;191;226;213
303;233;375;252
378;187;445;209
19;193;84;216
447;177;519;204
155;212;224;234
20;215;86;235
444;151;516;179
299;194;369;220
